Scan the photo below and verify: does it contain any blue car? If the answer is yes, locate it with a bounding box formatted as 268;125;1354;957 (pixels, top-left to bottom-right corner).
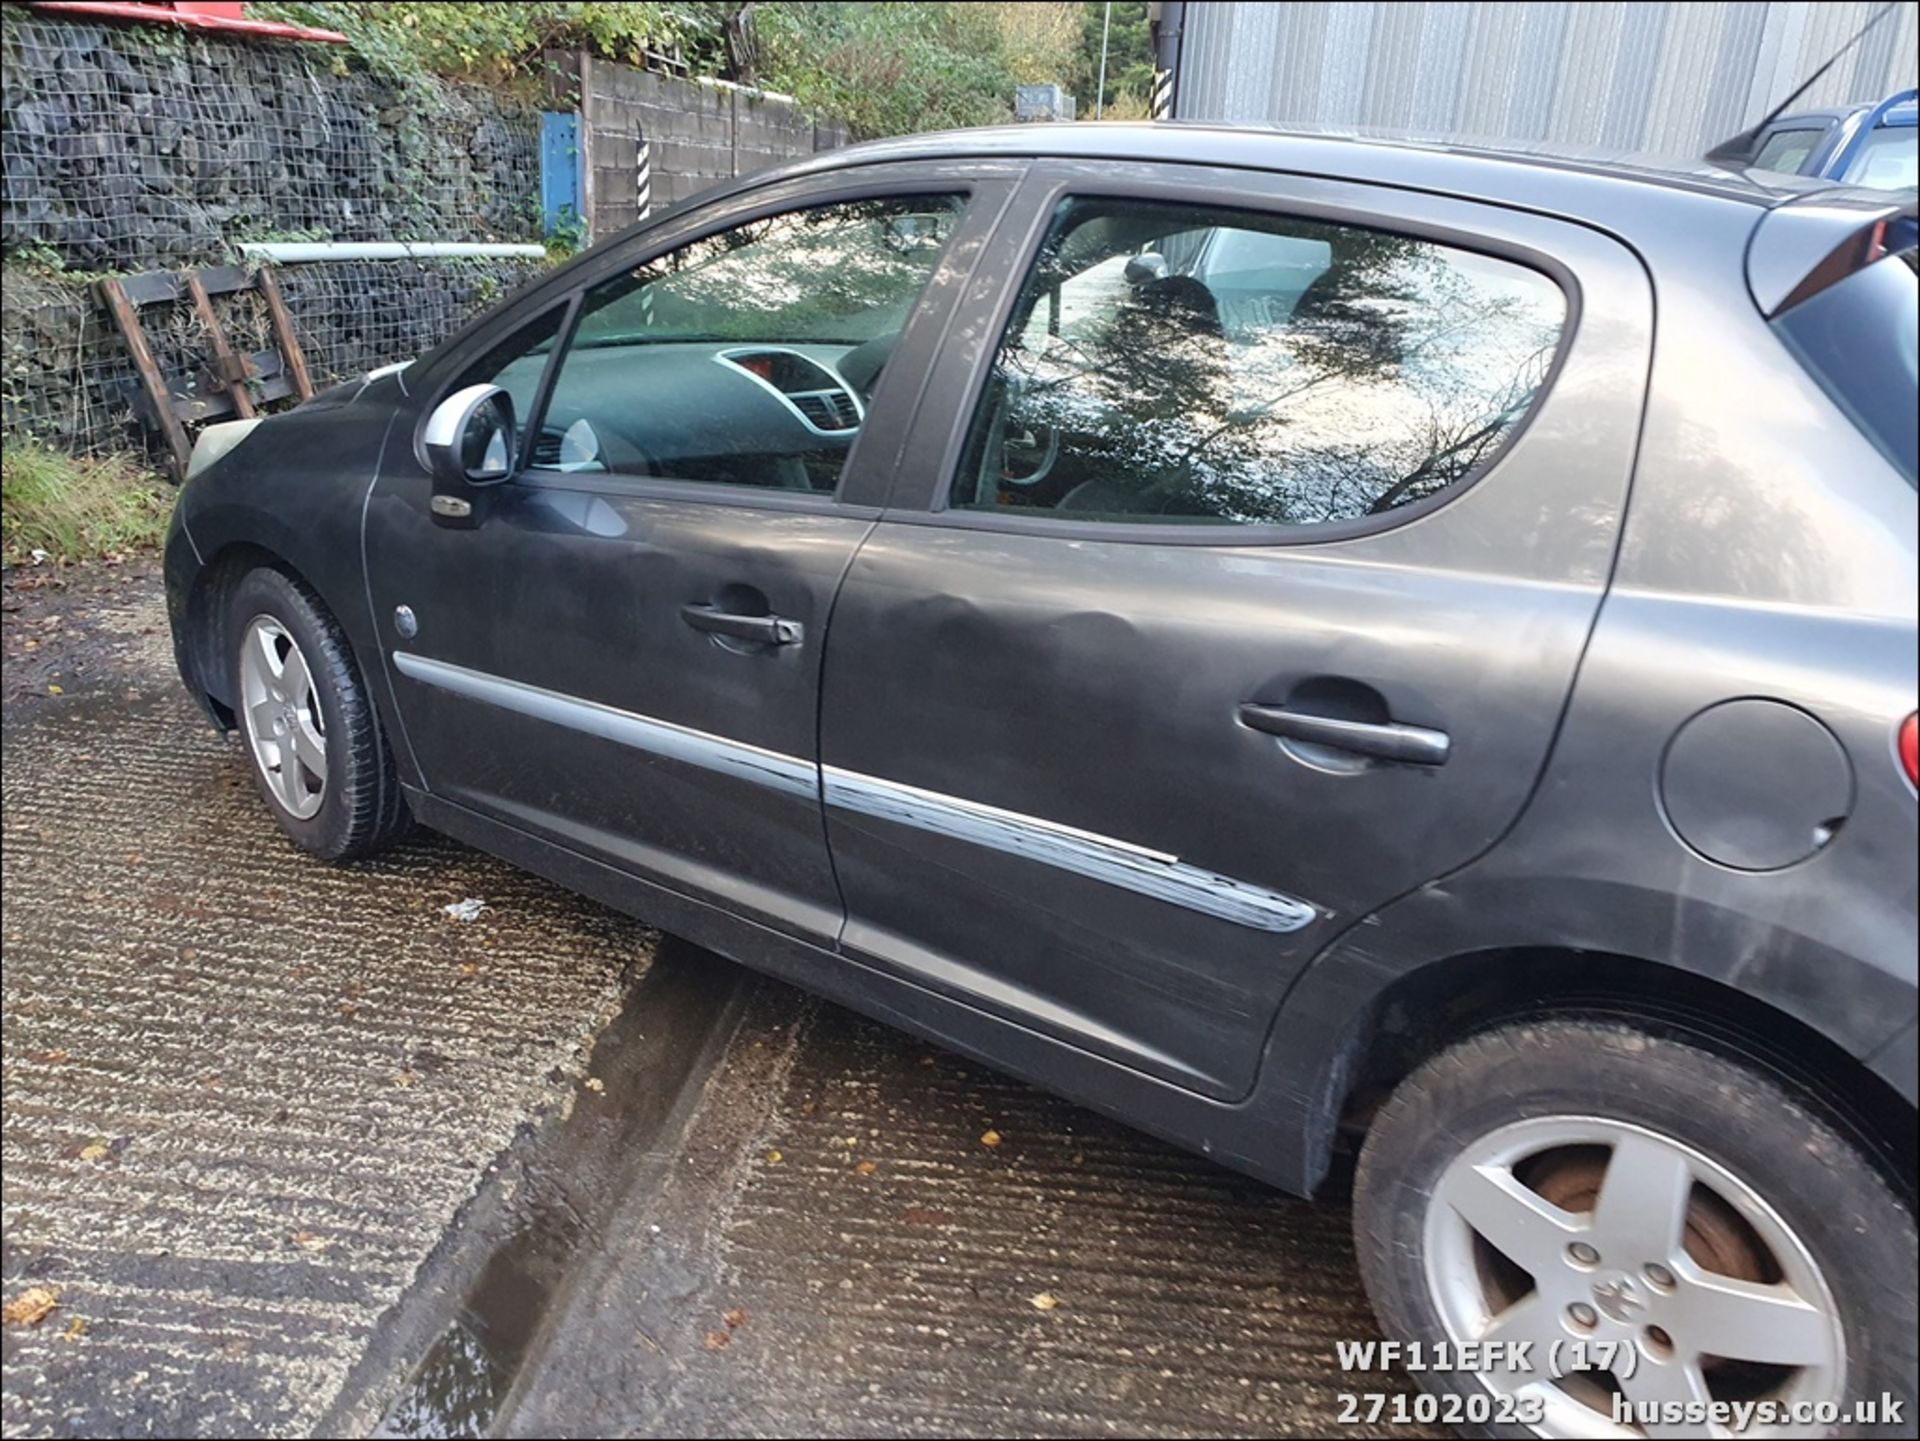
1748;87;1918;189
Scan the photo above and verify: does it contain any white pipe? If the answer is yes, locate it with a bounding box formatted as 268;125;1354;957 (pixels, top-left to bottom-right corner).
238;241;548;263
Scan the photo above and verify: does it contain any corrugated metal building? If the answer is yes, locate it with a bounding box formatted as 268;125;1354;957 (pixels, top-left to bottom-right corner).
1160;1;1918;158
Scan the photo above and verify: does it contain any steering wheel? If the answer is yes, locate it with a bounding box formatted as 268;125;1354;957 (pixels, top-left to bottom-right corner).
999;420;1061;486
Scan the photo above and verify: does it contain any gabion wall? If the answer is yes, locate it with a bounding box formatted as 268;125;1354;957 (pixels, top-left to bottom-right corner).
1;12;549;466
3;256;548;461
2;11;542;270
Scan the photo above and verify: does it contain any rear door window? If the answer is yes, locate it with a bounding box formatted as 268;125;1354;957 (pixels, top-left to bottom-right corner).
949;197;1568;527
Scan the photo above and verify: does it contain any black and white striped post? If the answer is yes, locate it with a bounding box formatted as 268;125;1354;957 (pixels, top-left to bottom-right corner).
1150;66;1175;120
636;127;655;323
1148;0;1183;121
635;130;653;222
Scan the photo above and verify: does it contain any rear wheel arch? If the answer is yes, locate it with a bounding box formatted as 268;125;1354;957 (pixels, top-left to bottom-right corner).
1320;946;1916;1201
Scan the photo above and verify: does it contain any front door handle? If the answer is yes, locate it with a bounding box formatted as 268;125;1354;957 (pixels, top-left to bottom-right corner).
1238;703;1451;767
680;604;804;646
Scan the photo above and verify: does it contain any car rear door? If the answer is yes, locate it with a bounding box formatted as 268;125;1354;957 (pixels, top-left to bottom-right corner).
365;164;1021;944
816;162;1653;1099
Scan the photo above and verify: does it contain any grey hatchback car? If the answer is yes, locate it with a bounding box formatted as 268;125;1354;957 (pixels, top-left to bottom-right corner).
165;125;1917;1437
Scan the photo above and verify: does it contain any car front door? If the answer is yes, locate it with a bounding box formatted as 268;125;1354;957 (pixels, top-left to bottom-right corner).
366;167;1017;942
817;164;1653;1099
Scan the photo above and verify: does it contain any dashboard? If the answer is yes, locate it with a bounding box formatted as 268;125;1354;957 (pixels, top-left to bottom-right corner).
507;340;874;493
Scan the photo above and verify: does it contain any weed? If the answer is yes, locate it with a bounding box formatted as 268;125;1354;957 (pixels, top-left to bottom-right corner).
1;440;171;564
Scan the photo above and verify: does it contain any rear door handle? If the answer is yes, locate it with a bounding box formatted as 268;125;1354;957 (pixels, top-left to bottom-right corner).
680;604;804;646
1238;704;1451;766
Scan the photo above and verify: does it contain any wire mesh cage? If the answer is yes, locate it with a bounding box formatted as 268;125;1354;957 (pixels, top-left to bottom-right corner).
2;10;550;467
1;10;543;273
3;256;548;463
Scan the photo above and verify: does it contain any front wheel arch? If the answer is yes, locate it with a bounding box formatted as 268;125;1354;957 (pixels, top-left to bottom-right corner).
184;544;331;727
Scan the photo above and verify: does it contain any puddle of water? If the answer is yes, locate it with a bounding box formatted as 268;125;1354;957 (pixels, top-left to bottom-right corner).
365;941;744;1438
373;1203;583;1439
372;1318;498;1439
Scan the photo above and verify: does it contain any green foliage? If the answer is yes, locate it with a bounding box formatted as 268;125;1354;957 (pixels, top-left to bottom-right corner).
985;2;1082;88
259;2;1093;140
1;440;170;563
253;2;706;86
1075;0;1154;115
545;208;590;260
749;3;1016;138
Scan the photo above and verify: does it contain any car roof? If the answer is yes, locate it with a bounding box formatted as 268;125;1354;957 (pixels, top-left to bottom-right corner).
1773;96;1919;130
801;120;1830;214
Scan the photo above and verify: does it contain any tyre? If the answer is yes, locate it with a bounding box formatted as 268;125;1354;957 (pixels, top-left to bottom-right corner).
228;566;408;861
1353;1017;1916;1439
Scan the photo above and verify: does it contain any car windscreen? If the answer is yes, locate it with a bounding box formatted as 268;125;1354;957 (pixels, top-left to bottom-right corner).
1772;251;1918;485
1841;126;1919;189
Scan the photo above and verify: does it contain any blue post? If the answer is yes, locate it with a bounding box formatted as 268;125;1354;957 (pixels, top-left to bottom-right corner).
540;111;584;245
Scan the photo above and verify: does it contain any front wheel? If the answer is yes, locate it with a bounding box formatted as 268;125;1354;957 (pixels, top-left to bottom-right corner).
228;566;408;860
1353;1018;1916;1438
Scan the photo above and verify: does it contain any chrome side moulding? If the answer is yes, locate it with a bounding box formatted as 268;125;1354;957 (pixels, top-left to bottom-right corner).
393;652;1320;934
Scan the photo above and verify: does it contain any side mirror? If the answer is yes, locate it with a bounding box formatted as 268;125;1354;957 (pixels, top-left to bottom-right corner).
1124;252;1170;285
422;384;516;489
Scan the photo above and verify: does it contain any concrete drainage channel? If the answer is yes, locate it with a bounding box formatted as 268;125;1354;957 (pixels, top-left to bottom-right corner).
322;945;1427;1439
320;939;757;1439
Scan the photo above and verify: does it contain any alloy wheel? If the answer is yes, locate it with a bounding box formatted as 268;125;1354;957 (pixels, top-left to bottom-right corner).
237;614;328;821
1424;1114;1844;1438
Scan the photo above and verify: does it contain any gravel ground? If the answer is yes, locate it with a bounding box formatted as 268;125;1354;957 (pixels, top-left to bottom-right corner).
495;990;1431;1439
2;560;1412;1439
1;563;651;1437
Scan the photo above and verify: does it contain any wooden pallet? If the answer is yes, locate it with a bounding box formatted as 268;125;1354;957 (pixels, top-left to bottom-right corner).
95;263;315;482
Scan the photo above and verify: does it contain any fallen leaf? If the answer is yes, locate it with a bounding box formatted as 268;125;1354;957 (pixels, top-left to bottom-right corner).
722;1308;746;1329
979;1129;1002;1149
1030;1292;1060;1312
46;684;62;695
765;1149;783;1165
79;1138;112;1162
392;1070;417;1088
2;1287;59;1325
62;1315;87;1339
584;1077;605;1093
853;1160;877;1176
703;1329;731;1350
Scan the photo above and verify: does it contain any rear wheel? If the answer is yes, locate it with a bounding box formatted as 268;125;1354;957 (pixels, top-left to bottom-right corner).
228;567;408;860
1353;1018;1916;1438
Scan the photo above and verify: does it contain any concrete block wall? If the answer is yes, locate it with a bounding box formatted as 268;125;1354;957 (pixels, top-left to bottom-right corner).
582;61;846;242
